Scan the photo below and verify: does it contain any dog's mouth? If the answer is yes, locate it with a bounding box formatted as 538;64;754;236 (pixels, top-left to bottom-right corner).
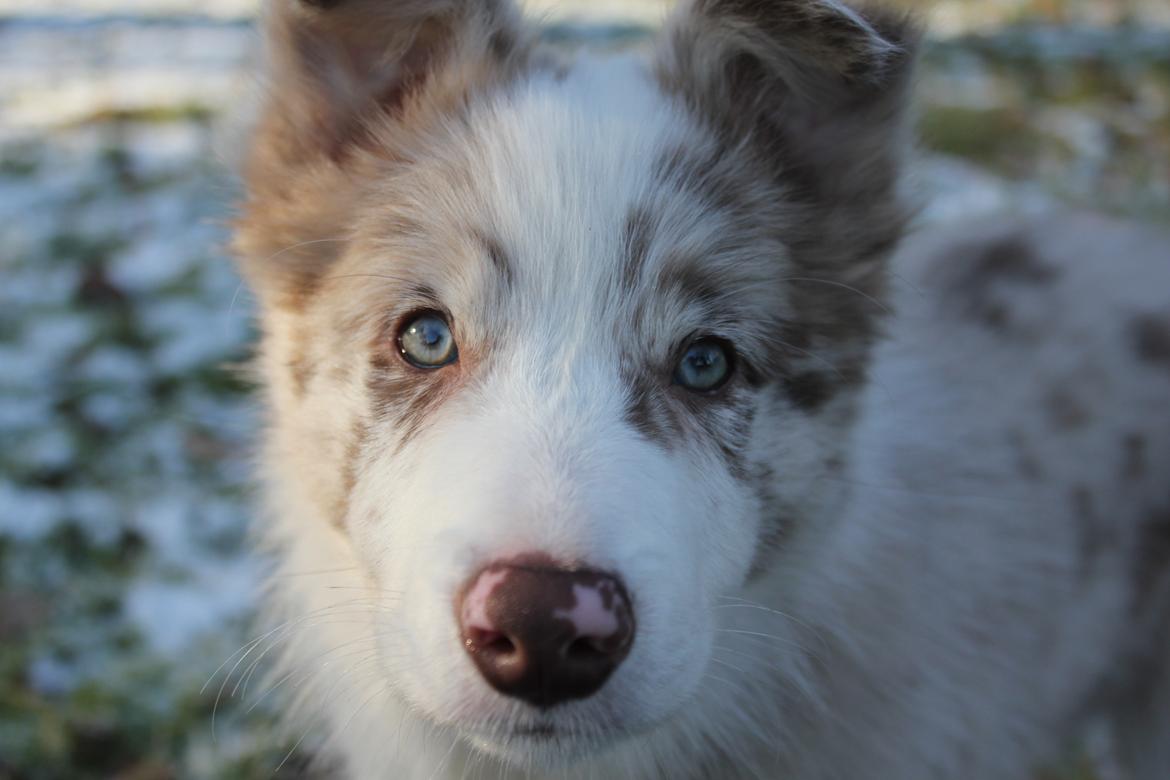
503;720;561;743
510;723;559;740
469;718;592;741
462;714;625;762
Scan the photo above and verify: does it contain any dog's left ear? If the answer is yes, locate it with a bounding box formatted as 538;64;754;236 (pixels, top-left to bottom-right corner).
236;0;528;309
655;0;920;292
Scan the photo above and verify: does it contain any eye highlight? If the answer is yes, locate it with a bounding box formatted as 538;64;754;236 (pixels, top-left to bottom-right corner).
674;337;733;392
397;311;458;369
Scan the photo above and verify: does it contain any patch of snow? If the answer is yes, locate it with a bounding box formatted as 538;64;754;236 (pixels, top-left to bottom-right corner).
81;390;144;429
18;312;95;370
0;393;54;432
77;345;152;386
0;483;65;541
129;493;194;564
63;487;123;545
131;420;194;477
124;555;258;655
909;155;1053;226
108;235;198;294
23;428;75;472
142;297;250;375
27;655;79;696
0;266;80;309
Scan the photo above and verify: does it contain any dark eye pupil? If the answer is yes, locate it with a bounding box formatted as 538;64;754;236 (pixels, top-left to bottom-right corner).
415;322;443;346
689;348;720;371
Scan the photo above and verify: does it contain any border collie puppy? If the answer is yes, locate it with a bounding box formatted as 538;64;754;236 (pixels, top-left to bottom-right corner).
232;1;1170;776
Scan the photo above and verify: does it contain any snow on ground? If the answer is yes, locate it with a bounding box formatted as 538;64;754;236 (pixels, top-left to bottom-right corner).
0;2;1166;777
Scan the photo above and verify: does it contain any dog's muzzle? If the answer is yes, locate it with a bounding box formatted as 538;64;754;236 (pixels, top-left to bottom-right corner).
458;558;635;708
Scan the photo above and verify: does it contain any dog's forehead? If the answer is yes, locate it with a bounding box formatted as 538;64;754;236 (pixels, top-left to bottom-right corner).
353;52;791;356
451;53;702;286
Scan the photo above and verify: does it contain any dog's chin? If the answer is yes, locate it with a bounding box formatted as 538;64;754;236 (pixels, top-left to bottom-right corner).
463;721;619;770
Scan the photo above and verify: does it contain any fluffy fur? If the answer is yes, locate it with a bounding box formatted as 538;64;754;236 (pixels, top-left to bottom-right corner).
231;1;1170;777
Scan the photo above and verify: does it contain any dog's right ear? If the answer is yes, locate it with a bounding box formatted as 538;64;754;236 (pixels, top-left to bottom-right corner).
236;0;528;309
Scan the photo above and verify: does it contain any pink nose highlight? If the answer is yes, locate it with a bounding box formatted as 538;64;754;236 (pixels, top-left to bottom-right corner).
458;558;635;708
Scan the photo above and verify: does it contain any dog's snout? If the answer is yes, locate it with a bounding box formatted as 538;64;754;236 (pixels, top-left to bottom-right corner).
458;560;635;708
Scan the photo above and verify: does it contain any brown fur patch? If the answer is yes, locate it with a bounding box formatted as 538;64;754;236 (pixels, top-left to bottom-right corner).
1009;431;1043;481
654;258;727;311
622;366;683;447
474;228;514;287
967;235;1057;286
744;457;815;582
1046;387;1090;431
1123;433;1147;480
706;396;757;481
946;233;1059;332
1072;485;1099;577
1131;313;1170;368
781;371;835;412
1132;503;1170;616
334;419;370;528
651;144;751;218
288;337;315;399
1073;485;1121;578
620;206;657;291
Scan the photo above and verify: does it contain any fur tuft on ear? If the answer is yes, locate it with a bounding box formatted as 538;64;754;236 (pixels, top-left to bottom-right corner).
655;0;920;305
235;0;529;309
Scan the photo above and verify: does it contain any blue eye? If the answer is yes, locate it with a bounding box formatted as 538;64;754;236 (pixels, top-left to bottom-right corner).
674;338;733;392
398;311;458;368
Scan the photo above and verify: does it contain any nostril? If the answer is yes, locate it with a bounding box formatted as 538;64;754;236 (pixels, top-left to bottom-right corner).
484;634;516;656
565;636;607;661
466;627;516;656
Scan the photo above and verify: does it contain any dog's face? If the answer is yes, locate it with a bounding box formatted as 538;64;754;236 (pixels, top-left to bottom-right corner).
237;0;915;768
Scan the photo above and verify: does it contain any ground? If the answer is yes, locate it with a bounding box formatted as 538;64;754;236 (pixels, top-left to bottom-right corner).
0;2;1166;777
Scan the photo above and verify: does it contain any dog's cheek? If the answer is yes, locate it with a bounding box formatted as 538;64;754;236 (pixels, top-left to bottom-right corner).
676;400;775;594
342;447;475;712
584;446;754;716
688;450;763;597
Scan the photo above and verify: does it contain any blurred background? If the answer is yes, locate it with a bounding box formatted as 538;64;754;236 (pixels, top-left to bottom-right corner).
0;0;1167;777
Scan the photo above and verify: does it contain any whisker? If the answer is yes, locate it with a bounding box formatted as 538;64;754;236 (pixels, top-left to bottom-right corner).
237;624;381;700
273;661;388;776
710;655;751;677
230;237;348;319
263;238;350;265
231;609;390;699
270;565;363;579
319;271;416;287
714;628;807;649
259;644;383;715
779;277;893;316
427;730;463;780
714;598;828;647
210;600;386;736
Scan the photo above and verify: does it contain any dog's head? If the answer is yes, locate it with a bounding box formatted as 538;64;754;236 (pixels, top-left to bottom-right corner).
237;0;916;768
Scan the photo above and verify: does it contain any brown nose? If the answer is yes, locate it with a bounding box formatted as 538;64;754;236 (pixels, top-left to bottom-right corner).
458;560;635;708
